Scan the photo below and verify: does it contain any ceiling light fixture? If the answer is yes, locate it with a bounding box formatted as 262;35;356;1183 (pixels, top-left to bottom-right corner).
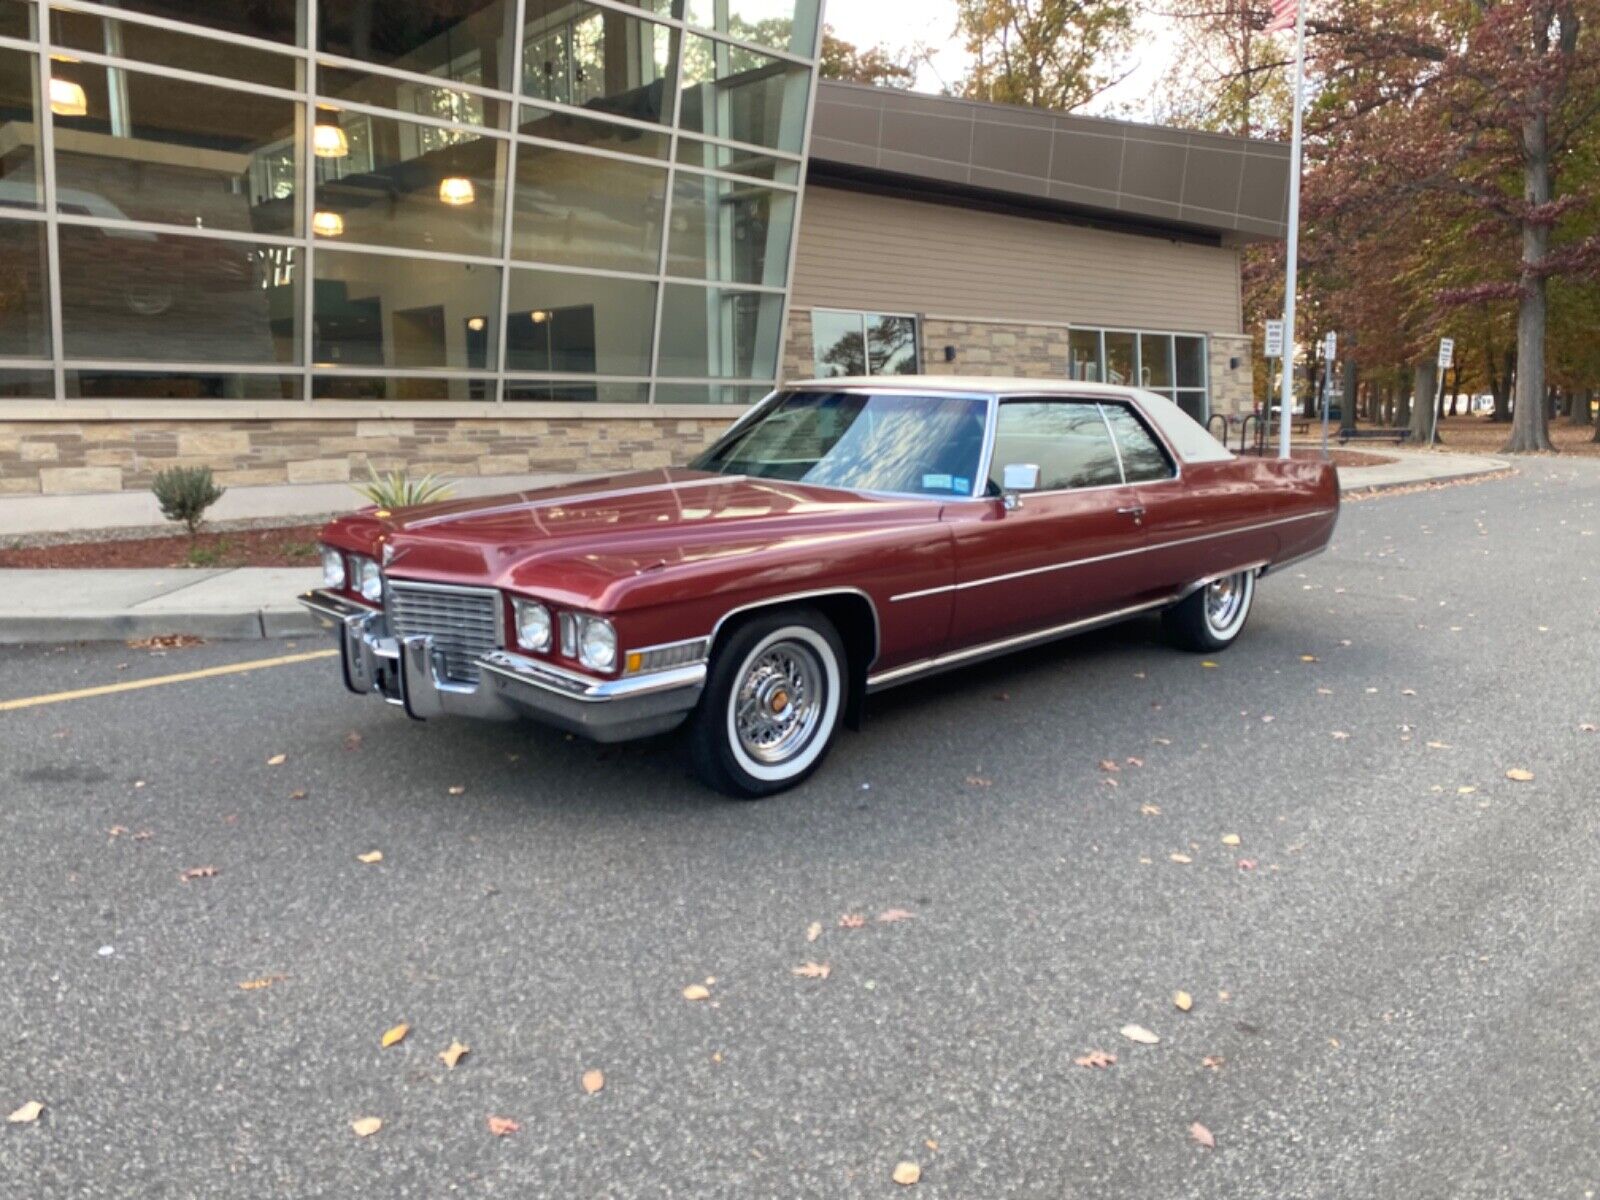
48;77;88;118
438;176;476;206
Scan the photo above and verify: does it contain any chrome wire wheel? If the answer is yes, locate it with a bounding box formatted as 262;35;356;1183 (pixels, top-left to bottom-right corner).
1204;570;1253;638
732;639;826;766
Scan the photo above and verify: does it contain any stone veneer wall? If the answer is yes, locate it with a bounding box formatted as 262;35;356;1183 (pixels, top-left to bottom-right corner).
1207;334;1255;418
0;418;731;496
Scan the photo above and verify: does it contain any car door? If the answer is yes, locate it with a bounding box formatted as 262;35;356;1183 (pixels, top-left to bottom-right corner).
1098;399;1194;602
947;398;1147;648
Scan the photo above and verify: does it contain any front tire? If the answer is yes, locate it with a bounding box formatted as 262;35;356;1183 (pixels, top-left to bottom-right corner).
1163;569;1256;652
688;609;847;799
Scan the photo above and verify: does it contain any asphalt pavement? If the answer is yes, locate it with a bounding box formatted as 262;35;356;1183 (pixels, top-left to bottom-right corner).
2;458;1597;1199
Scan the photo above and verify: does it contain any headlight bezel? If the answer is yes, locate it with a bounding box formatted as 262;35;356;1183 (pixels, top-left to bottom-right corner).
512;597;553;653
576;615;618;673
320;544;347;590
352;554;382;603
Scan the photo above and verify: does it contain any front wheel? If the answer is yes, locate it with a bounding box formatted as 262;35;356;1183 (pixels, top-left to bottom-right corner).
688;609;846;799
1163;569;1257;652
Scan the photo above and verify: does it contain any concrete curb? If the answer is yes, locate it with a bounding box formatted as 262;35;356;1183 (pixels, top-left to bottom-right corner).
0;609;320;645
1335;451;1512;496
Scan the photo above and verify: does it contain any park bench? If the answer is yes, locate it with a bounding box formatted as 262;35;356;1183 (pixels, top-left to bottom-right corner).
1336;427;1413;445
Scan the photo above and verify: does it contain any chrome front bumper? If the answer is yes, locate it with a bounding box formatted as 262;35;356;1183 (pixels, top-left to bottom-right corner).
298;589;705;743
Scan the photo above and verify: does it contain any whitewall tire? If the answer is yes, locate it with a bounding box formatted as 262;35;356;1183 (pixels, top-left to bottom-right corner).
1163;569;1257;652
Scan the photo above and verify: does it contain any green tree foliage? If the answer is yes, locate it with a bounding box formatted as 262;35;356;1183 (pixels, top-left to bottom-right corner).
820;28;921;88
956;0;1135;111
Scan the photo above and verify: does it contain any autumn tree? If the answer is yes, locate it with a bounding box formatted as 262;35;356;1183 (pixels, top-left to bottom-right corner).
956;0;1136;110
820;28;922;88
1152;0;1292;137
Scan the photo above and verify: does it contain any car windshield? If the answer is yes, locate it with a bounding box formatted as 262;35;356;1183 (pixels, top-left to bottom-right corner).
691;391;988;498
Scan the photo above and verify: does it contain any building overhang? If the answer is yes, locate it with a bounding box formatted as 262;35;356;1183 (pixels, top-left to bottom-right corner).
808;81;1291;247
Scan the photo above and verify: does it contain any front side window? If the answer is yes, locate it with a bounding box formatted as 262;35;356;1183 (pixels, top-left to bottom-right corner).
1101;403;1176;483
989;401;1121;493
693;390;986;498
812;310;919;377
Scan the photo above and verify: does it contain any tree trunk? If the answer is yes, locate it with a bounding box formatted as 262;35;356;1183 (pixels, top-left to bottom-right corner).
1341;358;1358;434
1396;377;1412;428
1490;346;1514;422
1571;388;1594;426
1409;360;1438;445
1505;100;1555;451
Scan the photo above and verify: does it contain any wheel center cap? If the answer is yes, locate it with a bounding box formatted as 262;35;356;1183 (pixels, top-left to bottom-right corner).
769;689;789;714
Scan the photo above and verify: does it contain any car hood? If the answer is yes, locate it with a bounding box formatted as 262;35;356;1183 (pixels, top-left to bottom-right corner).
324;469;940;608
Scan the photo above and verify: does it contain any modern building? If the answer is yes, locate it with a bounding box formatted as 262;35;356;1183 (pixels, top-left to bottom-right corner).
0;0;1289;502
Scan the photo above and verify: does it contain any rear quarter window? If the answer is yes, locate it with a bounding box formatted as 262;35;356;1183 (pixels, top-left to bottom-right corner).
1133;389;1233;464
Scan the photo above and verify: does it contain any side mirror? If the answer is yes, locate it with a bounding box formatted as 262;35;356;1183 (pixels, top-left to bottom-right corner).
1001;463;1041;510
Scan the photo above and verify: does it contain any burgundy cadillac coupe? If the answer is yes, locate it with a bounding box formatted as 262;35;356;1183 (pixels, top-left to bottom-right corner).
301;379;1338;797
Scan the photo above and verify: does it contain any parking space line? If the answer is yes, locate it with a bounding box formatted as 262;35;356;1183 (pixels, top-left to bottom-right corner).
0;649;338;712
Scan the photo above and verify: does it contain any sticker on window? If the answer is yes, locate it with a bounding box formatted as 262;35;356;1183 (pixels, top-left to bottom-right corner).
953;477;970;494
921;473;953;491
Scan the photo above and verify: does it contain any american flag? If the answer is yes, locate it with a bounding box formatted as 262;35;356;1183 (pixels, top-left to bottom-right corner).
1263;0;1298;33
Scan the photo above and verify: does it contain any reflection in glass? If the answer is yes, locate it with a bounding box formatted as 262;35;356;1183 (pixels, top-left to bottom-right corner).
504;269;655;375
50;63;300;235
0;369;53;398
684;0;819;57
1103;330;1135;386
317;65;508;129
675;137;799;182
868;315;917;374
112;0;303;46
320;0;517;93
313;374;491;400
315;111;505;256
1101;403;1175;482
314;249;500;371
59;227;299;363
0;5;33;41
992;402;1121;491
679;35;810;153
50;12;300;90
810;310;862;377
67;371;302;399
1175;335;1206;388
522;3;677;127
518;102;670;159
657;283;782;379
504;380;650;403
1140;332;1172;389
0;220;50;357
666;172;793;287
511;143;666;273
654;382;770;406
1068;328;1101;381
0;49;41;210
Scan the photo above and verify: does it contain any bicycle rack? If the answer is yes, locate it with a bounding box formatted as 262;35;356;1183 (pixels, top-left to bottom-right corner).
1206;413;1228;442
1239;413;1263;456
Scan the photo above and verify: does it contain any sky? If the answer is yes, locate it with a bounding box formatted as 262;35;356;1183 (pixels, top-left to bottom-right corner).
822;1;1180;121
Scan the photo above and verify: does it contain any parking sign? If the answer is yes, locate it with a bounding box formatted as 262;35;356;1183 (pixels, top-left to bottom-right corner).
1438;338;1455;370
1265;320;1285;358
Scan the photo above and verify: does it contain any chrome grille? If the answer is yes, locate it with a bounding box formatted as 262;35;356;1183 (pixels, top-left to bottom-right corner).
386;581;499;685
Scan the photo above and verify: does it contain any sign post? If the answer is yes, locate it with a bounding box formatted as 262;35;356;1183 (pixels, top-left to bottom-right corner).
1263;321;1285;453
1320;332;1336;455
1430;338;1454;447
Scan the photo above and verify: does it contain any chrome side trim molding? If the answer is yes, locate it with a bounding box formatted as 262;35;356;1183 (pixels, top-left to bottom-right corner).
866;595;1179;693
1175;560;1271;601
889;508;1337;603
1261;543;1329;575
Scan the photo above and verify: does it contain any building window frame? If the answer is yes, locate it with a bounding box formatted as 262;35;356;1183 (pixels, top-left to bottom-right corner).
1067;325;1210;423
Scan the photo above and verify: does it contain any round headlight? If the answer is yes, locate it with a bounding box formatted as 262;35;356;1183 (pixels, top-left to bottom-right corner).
578;616;617;671
514;598;552;652
356;556;382;603
320;545;346;589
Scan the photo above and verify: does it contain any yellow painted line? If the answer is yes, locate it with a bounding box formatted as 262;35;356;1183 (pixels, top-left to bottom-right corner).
0;649;338;712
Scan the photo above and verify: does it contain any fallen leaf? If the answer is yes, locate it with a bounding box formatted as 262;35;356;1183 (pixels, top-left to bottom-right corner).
1126;756;1144;768
1505;768;1535;782
486;1115;520;1137
343;731;363;751
838;913;867;929
1201;661;1218;669
1169;853;1192;865
356;850;383;864
792;962;831;979
1237;858;1258;871
1458;786;1477;795
965;775;992;788
1580;723;1597;733
178;865;219;883
1098;759;1121;773
1220;833;1241;847
351;1117;382;1138
447;785;465;796
288;789;308;800
877;908;916;923
1140;803;1162;816
581;1069;605;1095
1402;688;1417;696
266;753;286;766
1120;1024;1160;1045
1301;654;1319;662
1101;776;1120;788
1202;1055;1225;1070
439;1041;469;1069
238;975;285;991
925;1139;939;1151
1074;1050;1117;1068
7;1101;43;1124
1331;731;1351;740
805;921;822;942
1190;1121;1216;1149
381;1022;409;1048
1426;741;1451;750
682;984;711;1001
892;1161;922;1186
1174;991;1193;1012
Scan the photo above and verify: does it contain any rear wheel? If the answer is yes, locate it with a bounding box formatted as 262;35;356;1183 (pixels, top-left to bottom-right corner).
1163;569;1256;652
688;609;846;799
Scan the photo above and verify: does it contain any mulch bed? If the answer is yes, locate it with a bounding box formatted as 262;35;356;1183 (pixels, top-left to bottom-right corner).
0;525;326;570
1239;447;1397;468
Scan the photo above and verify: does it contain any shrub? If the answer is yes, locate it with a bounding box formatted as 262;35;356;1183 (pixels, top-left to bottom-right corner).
152;466;224;537
354;465;455;509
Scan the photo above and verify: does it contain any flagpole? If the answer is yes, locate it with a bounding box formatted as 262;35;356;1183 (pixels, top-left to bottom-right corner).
1277;0;1307;459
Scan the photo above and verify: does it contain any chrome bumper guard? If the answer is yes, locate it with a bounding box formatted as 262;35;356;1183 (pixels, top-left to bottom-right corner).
297;589;705;743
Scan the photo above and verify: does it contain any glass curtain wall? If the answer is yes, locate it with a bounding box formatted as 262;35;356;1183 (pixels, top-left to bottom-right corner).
0;0;820;403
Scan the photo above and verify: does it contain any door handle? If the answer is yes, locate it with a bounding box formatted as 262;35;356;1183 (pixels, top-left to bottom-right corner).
1116;505;1146;520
